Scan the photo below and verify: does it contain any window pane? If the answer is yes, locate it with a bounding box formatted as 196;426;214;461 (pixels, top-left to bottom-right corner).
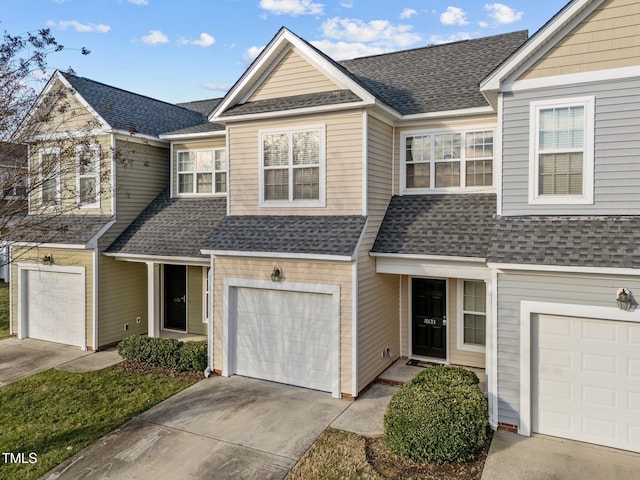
265;169;288;200
293;167;319;200
196;151;213;172
464;314;486;345
466;159;493;187
215;172;227;193
197;173;212;193
215;150;226;171
463;281;486;312
406;163;430;188
434;133;461;160
78;148;97;175
435;161;460;188
407;136;430;162
264;134;289;166
539;153;583;195
178;173;193;193
539;106;584;150
178;152;194;172
79;177;97;204
293;131;319;165
42;178;57;203
466;131;493;158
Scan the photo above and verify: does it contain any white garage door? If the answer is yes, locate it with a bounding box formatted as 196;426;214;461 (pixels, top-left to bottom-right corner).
233;287;334;393
23;269;85;347
532;314;640;452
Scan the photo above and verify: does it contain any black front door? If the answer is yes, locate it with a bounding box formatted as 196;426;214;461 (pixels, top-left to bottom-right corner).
412;278;447;359
164;265;186;331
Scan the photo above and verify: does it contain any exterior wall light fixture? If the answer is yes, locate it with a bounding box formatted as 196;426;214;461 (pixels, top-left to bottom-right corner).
271;266;282;282
616;288;632;311
42;254;53;265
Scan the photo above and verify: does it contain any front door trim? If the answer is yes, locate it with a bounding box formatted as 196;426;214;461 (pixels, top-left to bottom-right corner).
409;276;449;364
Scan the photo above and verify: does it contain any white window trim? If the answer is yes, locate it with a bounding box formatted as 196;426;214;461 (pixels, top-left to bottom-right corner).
76;144;101;208
176;147;227;197
39;148;61;208
258;124;326;208
400;125;496;195
457;279;487;353
528;96;595;205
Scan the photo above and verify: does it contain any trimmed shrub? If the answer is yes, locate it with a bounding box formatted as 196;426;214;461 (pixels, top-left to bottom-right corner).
118;336;207;372
407;365;479;389
384;366;487;464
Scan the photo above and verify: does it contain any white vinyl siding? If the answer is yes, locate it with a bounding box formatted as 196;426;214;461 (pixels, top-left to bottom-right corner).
401;128;494;193
177;148;227;195
76;145;100;208
529;97;594;205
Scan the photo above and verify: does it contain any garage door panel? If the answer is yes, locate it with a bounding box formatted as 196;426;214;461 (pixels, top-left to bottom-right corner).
533;314;640;453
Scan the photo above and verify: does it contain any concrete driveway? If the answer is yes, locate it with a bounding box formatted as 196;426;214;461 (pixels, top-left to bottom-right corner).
0;338;90;386
41;376;355;480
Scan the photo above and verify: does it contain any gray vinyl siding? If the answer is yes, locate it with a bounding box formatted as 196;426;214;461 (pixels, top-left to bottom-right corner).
496;270;640;427
501;77;640;215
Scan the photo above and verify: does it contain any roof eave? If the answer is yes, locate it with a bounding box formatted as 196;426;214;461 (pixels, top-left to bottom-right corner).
159;129;226;140
201;249;355;262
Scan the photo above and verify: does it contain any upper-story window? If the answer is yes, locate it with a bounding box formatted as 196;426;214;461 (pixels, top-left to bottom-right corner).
259;125;326;207
76;145;100;207
39;148;60;207
177;148;227;195
529;96;594;205
401;128;494;193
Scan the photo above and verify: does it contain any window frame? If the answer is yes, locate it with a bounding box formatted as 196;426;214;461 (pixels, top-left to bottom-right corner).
259;124;326;208
38;148;61;208
457;279;487;353
528;96;595;205
400;126;496;194
176;147;227;196
76;144;101;208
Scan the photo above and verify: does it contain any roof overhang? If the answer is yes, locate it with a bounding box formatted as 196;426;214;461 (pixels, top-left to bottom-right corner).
488;262;640;276
373;253;491;280
103;251;209;266
201;249;355;262
159;129;226;141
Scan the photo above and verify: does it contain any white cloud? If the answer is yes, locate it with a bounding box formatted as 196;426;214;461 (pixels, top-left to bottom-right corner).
140;30;169;45
440;6;468;26
259;0;324;16
310;40;386;60
484;3;523;24
202;82;232;92
340;1;353;7
243;45;265;64
46;20;111;33
321;17;421;49
429;32;472;45
128;0;149;4
179;32;216;47
478;21;489;28
400;8;417;19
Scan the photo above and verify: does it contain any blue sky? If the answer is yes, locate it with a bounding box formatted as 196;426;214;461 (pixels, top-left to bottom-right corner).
3;0;567;103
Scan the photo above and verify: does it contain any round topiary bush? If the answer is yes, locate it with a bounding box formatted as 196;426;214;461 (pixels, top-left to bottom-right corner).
384;366;487;464
407;365;480;389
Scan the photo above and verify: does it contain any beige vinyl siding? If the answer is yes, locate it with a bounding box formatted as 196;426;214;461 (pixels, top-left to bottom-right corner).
249;48;340;102
448;279;485;369
172;138;227;198
228;110;363;215
96;255;147;347
357;114;399;391
213;257;354;395
10;247;95;348
521;0;640;80
187;266;206;335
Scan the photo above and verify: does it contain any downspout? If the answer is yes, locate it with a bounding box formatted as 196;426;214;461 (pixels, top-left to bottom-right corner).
204;255;215;378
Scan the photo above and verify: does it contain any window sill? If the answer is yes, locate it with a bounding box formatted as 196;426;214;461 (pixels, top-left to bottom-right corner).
528;194;593;205
402;187;495;195
260;200;326;208
456;343;486;354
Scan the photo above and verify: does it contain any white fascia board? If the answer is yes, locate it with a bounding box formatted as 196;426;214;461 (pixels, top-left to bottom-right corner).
488;262;640;276
399;106;495;122
375;254;491;280
371;252;486;263
211;101;369;123
159;130;226;141
110;129;166;144
202;249;355;262
102;252;209;266
86;219;116;248
11;241;90;250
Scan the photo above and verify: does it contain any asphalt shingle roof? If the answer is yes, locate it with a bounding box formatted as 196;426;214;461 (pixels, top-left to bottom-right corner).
9;214;113;244
64;74;207;137
106;188;227;258
487;216;640;269
203;215;367;257
371;194;497;258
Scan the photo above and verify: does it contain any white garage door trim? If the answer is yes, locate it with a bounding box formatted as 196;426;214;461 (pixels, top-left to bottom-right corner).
223;278;340;398
520;301;640;439
17;263;86;350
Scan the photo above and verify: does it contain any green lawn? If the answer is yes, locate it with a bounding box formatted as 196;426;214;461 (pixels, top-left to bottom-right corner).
0;282;9;339
0;366;199;480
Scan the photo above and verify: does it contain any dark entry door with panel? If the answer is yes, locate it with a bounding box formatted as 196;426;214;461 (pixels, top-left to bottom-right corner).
412;278;447;358
164;264;186;331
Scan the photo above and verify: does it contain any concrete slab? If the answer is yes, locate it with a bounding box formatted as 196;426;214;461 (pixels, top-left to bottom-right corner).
331;383;398;436
0;338;89;386
56;348;122;373
481;431;640;480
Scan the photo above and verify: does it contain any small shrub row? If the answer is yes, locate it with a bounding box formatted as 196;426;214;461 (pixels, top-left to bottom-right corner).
118;336;207;372
384;365;487;464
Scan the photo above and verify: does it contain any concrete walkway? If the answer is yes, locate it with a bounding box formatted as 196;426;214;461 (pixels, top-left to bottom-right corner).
481;430;640;480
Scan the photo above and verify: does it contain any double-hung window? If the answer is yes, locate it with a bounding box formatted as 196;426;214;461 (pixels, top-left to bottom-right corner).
76;145;100;207
403;128;494;192
177;148;227;195
260;125;325;206
39;149;60;207
458;280;486;352
529;96;594;204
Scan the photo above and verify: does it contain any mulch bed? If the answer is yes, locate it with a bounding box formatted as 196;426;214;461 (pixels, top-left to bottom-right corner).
116;360;205;381
365;428;493;480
